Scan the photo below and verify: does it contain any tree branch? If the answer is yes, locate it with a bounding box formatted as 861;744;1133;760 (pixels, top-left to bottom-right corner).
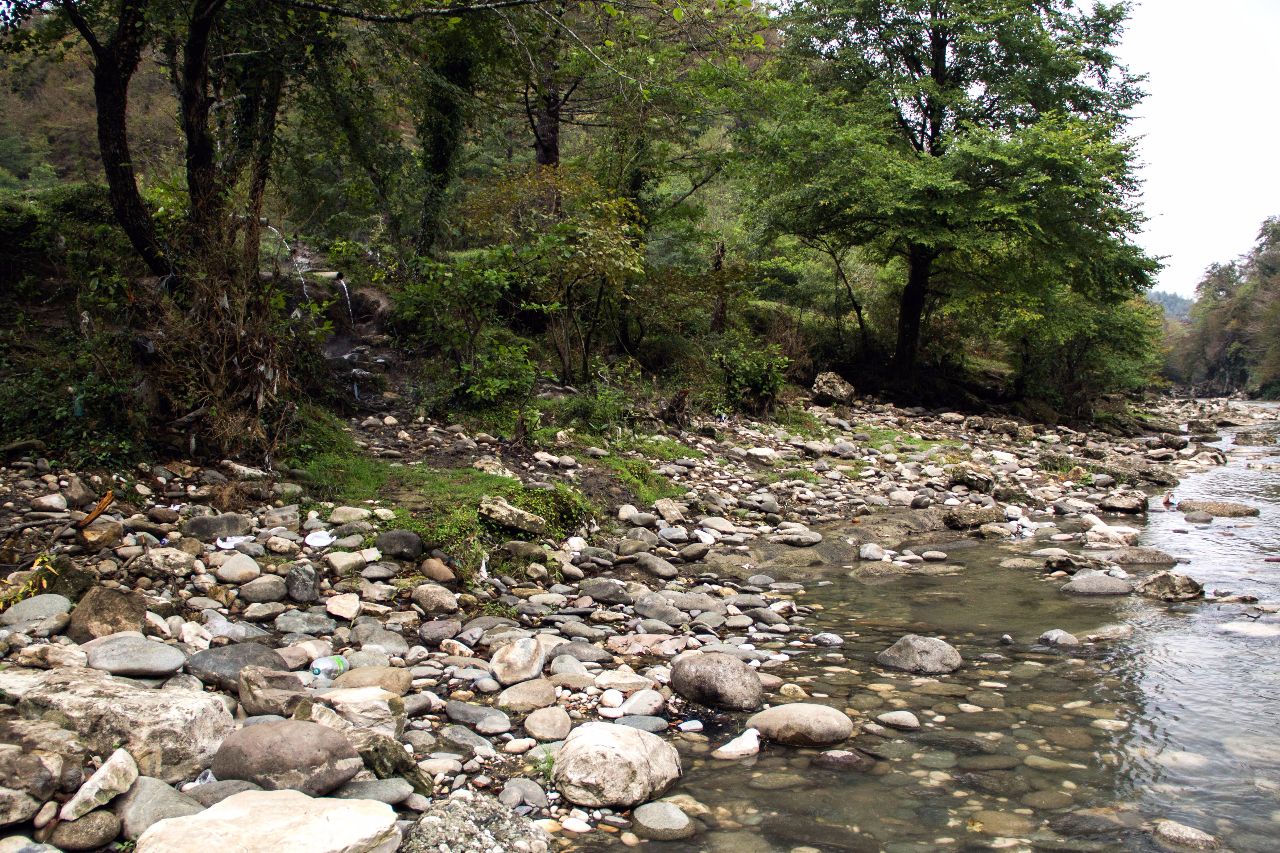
269;0;547;24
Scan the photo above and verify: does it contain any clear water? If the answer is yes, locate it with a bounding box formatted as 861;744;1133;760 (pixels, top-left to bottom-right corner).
586;411;1280;851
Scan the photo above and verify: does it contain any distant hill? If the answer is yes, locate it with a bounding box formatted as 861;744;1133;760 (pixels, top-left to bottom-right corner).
1148;290;1192;320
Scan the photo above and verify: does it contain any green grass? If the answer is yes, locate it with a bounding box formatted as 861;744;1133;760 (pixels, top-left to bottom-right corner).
772;406;830;438
280;406;594;573
593;455;685;505
388;466;594;574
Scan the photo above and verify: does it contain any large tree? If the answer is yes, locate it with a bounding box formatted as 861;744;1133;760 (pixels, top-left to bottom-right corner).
746;0;1155;372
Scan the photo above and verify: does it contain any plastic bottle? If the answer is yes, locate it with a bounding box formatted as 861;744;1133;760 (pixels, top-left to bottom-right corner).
310;655;348;679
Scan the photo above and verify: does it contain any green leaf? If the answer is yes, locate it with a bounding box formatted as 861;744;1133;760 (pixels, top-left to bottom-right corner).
672;6;685;22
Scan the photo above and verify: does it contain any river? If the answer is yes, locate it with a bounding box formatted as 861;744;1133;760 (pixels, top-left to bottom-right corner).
622;409;1280;851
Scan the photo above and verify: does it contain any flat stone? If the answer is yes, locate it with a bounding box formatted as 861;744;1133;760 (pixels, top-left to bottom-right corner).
333;778;414;805
746;703;855;746
135;789;400;853
1061;573;1133;596
84;635;186;678
1;593;72;626
187;643;290;692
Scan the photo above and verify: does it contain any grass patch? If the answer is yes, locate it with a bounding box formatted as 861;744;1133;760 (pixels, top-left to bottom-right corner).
593;455;684;505
389;466;594;574
281;405;389;501
281;405;594;574
772;406;830;438
1038;453;1136;485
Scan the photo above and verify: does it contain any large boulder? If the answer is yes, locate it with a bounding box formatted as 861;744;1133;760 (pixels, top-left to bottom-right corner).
210;720;361;796
16;668;233;784
1061;572;1134;596
490;638;546;686
1135;571;1204;602
553;722;681;808
670;652;763;711
811;371;856;405
135;789;400;853
876;635;962;674
186;643;290;693
66;587;145;643
399;791;550;853
747;703;856;747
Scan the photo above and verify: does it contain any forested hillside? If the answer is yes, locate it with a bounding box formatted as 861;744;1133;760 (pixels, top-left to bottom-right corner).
0;0;1165;464
1164;217;1280;398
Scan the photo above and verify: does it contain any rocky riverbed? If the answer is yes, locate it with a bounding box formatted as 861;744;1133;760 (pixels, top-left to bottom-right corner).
1;388;1277;852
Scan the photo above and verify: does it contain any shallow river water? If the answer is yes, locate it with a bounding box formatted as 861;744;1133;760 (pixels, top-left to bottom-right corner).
596;411;1280;852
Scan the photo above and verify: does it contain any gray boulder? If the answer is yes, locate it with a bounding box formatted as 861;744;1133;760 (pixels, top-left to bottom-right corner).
209;720;361;796
670;652;763;711
16;667;232;784
114;776;204;839
187;643;290;692
876;634;962;674
553;722;681;808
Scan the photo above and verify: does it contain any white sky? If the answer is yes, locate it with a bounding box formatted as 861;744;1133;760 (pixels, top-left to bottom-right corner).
1119;0;1280;296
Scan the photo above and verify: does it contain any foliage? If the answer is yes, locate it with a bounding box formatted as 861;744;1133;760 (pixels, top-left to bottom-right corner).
740;0;1155;372
713;333;790;415
0;323;148;466
1168;217;1280;397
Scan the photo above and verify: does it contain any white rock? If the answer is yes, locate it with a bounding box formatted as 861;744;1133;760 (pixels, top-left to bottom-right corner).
553;722;681;808
136;789;400;853
711;728;760;760
60;747;138;820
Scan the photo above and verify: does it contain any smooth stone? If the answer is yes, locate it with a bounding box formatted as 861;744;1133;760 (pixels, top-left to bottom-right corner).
746;704;855;746
210;720;362;796
84;635;186;678
135;789;400;853
632;801;697;841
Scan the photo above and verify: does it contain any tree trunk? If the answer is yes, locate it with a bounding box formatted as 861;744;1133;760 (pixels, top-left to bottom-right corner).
415;49;474;255
894;245;933;372
93;62;169;277
239;70;284;280
532;81;561;168
181;0;229;263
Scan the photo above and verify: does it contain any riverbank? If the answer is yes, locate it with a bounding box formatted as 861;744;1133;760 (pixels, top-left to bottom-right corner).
1;391;1276;851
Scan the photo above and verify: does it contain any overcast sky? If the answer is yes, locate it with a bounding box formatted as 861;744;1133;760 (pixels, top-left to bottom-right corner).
1118;0;1280;296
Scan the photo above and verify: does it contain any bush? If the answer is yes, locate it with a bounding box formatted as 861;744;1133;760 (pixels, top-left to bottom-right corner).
0;324;149;466
713;334;790;415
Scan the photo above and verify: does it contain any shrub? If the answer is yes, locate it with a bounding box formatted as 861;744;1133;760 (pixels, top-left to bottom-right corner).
713;334;790;415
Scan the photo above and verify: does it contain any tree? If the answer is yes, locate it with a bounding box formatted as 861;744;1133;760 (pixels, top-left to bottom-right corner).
746;0;1155;373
